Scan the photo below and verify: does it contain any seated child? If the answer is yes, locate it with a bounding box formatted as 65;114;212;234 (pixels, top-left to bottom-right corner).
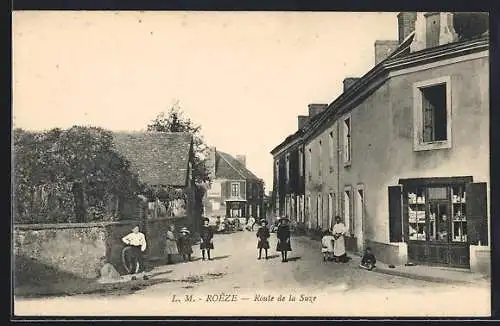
359;247;376;270
321;229;335;261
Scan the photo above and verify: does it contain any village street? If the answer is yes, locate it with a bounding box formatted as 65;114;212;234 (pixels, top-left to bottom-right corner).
14;230;490;317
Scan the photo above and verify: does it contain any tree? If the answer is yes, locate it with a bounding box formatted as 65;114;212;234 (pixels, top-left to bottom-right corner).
12;126;143;223
147;101;211;185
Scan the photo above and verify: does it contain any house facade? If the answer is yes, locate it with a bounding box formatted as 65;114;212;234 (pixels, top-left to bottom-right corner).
204;148;265;220
271;12;490;273
112;131;199;232
271;104;327;226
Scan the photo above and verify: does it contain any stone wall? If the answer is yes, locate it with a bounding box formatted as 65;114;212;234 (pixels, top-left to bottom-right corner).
13;216;189;280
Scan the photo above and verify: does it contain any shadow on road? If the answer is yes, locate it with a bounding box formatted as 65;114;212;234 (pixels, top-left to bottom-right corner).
266;254;281;259
148;270;173;278
210;255;231;261
287;256;301;262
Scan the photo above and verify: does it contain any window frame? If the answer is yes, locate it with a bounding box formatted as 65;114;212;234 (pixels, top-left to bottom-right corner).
413;76;452;151
230;182;241;198
343;114;352;167
344;185;353;234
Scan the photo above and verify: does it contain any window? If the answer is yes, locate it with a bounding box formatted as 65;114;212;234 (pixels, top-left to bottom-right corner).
318;140;323;177
286;155;290;184
299;147;304;177
343;116;351;166
329;131;334;173
413;76;452;151
231;183;240;198
317;194;323;228
275;161;279;181
328;193;334;229
307;196;312;229
307;148;312;178
344;187;353;234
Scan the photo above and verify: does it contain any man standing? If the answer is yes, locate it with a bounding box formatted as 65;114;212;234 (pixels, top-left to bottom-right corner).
121;225;147;274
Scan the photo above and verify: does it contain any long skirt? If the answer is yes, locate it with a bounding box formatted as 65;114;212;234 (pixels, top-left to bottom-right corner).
257;239;270;249
165;239;179;255
200;241;214;250
333;236;346;257
276;239;292;252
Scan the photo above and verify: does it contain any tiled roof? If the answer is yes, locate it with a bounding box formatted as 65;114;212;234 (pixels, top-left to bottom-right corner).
216;151;261;181
112;131;193;187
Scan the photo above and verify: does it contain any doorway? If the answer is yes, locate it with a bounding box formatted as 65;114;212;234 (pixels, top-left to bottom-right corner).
355;186;365;252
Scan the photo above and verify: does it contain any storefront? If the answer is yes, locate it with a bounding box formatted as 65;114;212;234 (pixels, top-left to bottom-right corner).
390;176;488;269
225;200;247;218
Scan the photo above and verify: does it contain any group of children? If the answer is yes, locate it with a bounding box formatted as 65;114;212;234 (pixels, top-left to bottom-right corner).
122;215;376;277
321;228;377;270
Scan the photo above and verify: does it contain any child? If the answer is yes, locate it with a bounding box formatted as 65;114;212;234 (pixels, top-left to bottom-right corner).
256;219;270;259
276;217;292;263
321;229;335;261
177;227;193;262
200;217;214;260
359;247;377;270
165;224;179;264
121;225;147;275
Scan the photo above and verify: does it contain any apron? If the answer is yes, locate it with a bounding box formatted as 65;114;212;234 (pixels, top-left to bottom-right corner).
332;223;346;257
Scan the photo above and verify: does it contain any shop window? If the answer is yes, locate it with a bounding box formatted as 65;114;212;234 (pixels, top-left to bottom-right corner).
407;187;427;241
413;76;452;151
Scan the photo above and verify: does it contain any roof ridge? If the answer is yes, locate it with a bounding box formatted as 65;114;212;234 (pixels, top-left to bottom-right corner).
217;151;247;179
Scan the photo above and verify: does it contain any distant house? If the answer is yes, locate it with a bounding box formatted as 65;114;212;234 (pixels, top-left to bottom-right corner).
112;131;199;232
204;148;265;220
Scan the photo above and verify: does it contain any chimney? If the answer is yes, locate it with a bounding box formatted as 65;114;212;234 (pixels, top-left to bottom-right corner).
424;12;441;48
374;40;399;65
236;155;246;167
308;104;328;118
397;12;417;43
343;77;360;92
298;115;309;130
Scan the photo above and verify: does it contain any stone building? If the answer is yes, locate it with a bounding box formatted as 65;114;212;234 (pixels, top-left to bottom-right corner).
271;12;490;274
204;148;265;220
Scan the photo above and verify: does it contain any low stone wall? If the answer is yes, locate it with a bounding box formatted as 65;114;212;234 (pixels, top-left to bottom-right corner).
13;216;189;280
470;245;491;276
366;239;405;266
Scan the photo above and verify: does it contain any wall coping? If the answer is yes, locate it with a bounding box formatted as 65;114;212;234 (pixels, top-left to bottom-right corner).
13;216;188;231
13;219;140;231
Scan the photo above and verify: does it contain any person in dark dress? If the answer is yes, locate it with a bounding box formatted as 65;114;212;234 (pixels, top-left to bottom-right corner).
178;227;193;262
256;219;270;260
200;217;214;260
276;217;292;262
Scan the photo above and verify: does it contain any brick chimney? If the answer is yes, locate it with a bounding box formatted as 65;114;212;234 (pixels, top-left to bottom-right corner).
236;155;246;167
308;104;328;118
374;40;399;65
410;12;459;53
298;115;309;130
397;12;417;44
343;78;360;92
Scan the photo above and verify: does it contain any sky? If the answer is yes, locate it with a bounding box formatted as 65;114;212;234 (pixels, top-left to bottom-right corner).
12;11;399;191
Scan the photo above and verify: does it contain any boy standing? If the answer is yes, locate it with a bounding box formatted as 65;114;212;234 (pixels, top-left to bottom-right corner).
121;225;147;275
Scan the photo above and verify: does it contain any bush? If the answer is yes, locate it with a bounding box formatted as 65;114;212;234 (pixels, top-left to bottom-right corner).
13;126;143;224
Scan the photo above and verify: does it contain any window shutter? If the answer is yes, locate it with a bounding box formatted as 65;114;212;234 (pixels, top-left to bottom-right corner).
388;185;403;242
422;94;434;142
466;182;488;246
